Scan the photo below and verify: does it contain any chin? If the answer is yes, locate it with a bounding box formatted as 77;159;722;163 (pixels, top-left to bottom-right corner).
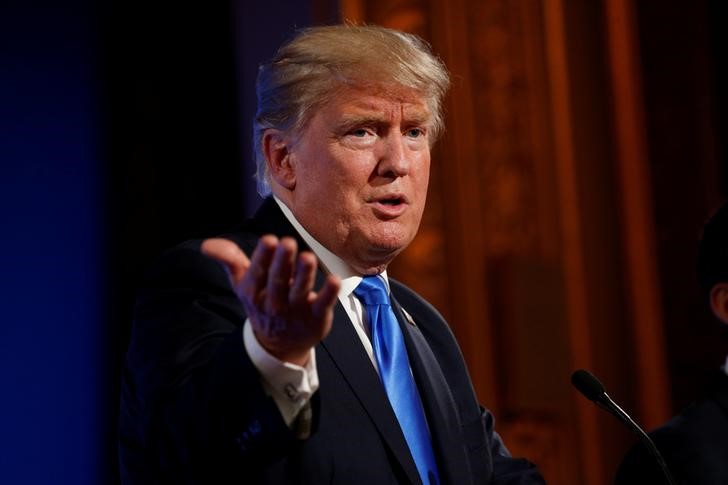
346;224;419;270
368;231;414;257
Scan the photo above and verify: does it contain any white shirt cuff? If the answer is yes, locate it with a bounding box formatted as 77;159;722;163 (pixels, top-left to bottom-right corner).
242;319;319;426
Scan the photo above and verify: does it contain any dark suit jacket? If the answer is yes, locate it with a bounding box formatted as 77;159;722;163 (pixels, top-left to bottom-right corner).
614;371;728;485
119;197;544;484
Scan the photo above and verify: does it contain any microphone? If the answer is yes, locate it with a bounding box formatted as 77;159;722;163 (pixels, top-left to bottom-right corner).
571;369;676;485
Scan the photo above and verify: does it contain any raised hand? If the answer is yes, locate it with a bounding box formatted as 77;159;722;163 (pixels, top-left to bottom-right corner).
201;236;340;366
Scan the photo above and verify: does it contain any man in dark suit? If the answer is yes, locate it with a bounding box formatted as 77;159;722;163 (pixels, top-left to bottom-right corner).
119;24;544;484
615;203;728;484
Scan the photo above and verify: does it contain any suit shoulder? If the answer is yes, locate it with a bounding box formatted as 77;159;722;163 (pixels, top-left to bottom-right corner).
652;397;728;448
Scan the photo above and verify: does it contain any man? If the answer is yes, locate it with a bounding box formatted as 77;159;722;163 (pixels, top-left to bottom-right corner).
119;24;544;484
615;203;728;484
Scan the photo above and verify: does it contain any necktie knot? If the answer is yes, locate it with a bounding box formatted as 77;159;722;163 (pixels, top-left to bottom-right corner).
354;275;390;306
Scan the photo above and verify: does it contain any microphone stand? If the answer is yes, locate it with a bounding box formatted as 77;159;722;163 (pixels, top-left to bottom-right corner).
571;369;676;485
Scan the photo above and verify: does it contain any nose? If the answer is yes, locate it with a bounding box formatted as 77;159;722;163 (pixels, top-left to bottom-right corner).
376;134;411;178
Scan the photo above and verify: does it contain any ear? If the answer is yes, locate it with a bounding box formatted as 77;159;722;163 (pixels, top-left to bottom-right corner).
262;129;296;190
709;282;728;325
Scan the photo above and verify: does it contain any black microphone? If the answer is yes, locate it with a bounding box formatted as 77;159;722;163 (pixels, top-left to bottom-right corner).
571;369;676;485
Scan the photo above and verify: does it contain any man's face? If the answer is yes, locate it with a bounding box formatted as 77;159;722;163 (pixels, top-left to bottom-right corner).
285;85;432;274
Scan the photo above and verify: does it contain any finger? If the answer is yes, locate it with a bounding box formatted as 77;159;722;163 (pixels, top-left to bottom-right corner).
200;238;250;283
289;251;317;305
310;274;341;319
265;237;297;313
239;235;278;303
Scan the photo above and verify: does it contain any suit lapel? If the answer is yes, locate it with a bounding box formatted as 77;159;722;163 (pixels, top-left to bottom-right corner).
391;296;474;485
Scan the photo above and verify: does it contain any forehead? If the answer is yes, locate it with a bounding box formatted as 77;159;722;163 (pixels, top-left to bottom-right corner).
321;84;431;120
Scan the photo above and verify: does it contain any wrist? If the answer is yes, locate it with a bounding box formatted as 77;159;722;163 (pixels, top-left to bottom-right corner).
266;347;311;367
251;326;312;366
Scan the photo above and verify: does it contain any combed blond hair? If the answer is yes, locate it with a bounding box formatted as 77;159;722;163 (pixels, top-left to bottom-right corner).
253;24;451;196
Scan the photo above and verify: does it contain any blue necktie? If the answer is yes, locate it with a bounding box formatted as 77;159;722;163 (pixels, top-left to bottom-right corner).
354;275;440;484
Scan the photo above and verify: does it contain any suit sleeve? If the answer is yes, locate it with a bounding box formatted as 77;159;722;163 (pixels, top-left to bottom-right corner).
119;242;297;484
484;408;546;484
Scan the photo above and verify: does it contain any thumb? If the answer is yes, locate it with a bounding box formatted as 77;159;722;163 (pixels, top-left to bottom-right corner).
200;238;250;283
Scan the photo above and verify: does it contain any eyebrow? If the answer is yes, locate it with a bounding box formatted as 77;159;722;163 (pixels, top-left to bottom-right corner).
336;115;386;131
336;112;432;131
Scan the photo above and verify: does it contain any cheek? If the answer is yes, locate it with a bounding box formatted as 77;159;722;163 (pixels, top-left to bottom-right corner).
329;162;373;198
413;158;431;195
305;169;367;221
419;170;430;192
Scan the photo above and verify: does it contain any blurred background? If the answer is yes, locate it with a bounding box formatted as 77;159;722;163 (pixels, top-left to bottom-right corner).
2;0;728;483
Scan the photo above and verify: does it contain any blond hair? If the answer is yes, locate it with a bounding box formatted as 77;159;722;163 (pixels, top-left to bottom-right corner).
253;24;450;195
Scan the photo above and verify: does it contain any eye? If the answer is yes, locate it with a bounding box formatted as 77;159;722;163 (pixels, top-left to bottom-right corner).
405;128;424;138
342;127;377;147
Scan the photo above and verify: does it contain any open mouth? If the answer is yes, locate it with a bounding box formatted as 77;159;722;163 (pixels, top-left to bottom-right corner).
379;197;403;206
370;194;408;217
375;193;407;205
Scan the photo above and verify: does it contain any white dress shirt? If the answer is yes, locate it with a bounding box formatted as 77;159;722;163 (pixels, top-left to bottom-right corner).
243;196;386;426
